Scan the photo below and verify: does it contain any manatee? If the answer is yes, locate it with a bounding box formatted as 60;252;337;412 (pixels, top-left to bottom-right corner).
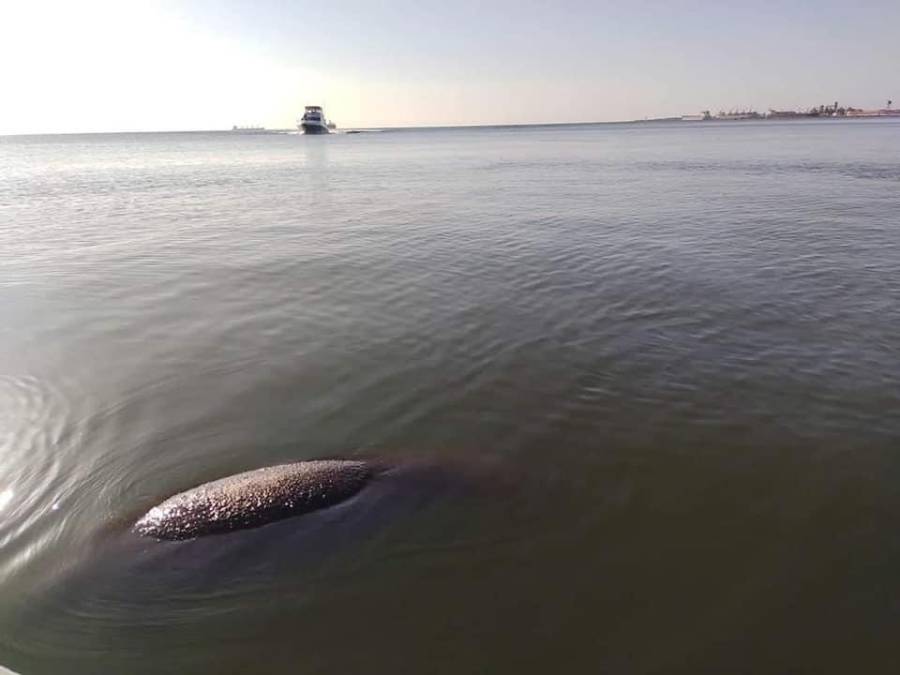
134;459;373;540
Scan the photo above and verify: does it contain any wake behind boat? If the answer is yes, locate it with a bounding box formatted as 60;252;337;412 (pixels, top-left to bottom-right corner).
298;106;336;134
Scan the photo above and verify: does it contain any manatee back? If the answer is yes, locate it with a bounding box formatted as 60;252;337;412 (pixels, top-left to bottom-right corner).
134;460;372;540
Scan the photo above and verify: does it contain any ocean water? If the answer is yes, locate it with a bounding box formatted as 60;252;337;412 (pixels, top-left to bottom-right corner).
1;120;899;674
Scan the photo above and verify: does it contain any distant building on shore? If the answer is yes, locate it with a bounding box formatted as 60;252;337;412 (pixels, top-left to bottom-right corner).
683;99;900;121
767;109;816;119
845;100;900;117
715;110;762;120
679;109;761;121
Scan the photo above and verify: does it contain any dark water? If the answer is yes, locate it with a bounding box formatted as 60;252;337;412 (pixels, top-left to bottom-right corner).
1;120;899;674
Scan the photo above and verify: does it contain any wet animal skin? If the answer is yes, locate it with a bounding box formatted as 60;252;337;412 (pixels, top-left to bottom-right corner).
134;460;373;540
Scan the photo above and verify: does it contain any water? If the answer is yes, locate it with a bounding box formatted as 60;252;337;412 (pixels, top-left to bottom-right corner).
1;120;899;674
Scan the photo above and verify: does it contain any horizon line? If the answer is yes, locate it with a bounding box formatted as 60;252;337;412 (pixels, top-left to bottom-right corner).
0;118;636;138
4;114;897;139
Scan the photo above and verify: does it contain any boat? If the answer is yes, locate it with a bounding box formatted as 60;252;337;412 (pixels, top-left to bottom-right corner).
231;125;268;134
298;106;335;134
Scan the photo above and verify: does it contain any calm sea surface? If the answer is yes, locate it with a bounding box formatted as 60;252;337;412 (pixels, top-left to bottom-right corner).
1;120;899;674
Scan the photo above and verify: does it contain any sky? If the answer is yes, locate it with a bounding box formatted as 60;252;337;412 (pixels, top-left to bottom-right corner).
1;0;899;134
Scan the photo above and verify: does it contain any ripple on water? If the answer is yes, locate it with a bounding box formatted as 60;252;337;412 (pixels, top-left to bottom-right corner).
0;375;78;581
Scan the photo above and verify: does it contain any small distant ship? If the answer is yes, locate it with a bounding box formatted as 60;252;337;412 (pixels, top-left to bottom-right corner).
231;125;269;134
298;106;336;134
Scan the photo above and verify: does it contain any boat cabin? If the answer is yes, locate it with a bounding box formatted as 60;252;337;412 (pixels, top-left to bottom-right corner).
303;106;323;120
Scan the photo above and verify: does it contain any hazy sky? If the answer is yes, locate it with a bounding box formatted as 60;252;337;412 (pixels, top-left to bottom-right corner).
2;0;898;134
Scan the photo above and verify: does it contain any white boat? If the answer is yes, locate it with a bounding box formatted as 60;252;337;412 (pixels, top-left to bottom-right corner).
298;106;335;134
